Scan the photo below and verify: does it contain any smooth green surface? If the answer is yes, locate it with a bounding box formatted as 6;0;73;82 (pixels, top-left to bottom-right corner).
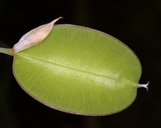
13;24;142;115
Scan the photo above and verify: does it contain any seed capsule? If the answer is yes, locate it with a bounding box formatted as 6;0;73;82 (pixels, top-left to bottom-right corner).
0;18;148;116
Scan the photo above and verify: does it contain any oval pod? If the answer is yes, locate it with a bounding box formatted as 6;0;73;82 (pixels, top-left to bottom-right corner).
0;18;148;116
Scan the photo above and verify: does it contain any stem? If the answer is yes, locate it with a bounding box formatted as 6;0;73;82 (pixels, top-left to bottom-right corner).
0;47;12;55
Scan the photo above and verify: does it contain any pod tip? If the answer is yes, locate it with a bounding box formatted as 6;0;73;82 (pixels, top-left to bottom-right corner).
138;81;149;91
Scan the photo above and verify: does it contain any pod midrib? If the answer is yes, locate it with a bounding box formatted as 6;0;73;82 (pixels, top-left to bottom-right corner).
16;52;135;85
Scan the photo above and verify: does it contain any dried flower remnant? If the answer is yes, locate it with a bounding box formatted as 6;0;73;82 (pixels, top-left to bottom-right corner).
11;17;63;55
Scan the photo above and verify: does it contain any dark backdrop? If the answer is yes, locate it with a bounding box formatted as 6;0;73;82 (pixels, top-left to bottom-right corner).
0;0;160;128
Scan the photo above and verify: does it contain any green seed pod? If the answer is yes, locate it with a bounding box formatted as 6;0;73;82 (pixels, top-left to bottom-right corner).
0;17;148;116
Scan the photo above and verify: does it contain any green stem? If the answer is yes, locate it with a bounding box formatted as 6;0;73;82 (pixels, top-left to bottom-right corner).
0;47;11;55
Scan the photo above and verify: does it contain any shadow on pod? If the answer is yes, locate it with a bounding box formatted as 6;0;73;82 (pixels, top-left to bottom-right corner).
0;17;148;116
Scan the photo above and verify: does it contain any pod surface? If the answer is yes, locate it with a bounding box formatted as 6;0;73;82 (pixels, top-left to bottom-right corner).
13;24;142;115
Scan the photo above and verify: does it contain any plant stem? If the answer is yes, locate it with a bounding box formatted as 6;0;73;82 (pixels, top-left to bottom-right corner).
0;47;11;55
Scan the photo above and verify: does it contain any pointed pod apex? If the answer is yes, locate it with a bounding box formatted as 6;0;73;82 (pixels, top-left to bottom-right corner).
11;17;63;55
138;81;149;91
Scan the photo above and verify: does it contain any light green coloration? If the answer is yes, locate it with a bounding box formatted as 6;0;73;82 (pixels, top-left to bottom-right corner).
0;48;11;55
13;25;141;115
0;23;147;116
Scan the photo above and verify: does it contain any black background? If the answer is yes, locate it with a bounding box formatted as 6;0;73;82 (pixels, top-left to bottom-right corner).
0;0;160;128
